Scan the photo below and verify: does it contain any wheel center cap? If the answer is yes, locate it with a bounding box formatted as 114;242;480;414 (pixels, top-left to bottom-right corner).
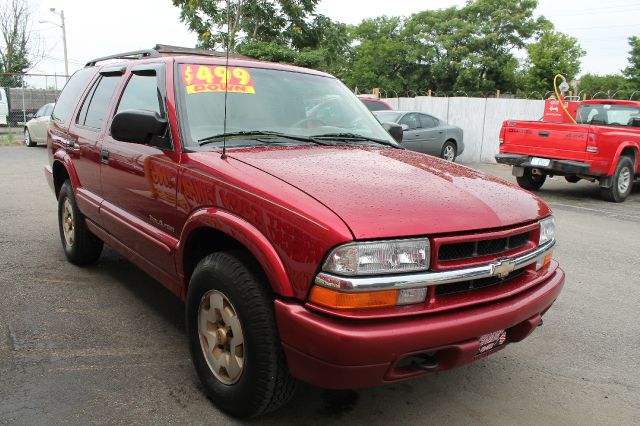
216;328;228;345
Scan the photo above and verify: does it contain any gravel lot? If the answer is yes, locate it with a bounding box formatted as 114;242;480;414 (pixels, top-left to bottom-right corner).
1;145;639;425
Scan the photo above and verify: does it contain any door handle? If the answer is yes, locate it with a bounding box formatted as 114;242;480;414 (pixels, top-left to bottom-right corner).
538;131;549;137
101;148;109;164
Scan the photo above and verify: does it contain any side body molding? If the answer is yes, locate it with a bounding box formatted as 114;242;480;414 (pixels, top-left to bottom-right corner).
176;208;294;299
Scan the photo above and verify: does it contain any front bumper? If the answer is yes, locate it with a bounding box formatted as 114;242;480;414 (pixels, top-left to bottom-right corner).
495;153;590;175
275;266;564;389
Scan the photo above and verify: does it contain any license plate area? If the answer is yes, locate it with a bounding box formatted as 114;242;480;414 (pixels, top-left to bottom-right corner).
477;329;507;355
530;157;551;167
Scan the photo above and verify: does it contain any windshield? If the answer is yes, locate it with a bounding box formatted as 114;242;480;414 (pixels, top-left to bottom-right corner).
176;64;397;149
373;111;402;123
576;104;640;127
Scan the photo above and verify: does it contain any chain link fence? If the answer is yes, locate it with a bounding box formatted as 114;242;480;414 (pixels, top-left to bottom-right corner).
0;73;65;145
356;88;640;101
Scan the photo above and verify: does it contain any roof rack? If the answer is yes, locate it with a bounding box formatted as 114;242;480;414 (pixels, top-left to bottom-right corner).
85;44;252;67
85;49;161;67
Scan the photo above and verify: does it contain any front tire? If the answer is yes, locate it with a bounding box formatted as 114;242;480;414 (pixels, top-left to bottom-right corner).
24;128;35;147
516;168;546;191
58;180;103;265
600;156;634;202
441;141;457;162
186;251;297;418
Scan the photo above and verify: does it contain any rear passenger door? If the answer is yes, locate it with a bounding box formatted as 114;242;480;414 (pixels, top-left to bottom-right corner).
67;68;124;221
99;63;179;281
417;114;444;156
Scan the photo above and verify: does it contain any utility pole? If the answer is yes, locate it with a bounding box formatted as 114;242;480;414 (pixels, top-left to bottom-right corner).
40;8;69;79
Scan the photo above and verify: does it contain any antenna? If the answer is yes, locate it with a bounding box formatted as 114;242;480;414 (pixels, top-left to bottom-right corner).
221;3;232;160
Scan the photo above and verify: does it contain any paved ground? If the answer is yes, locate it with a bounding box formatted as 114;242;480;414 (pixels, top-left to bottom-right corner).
1;145;639;425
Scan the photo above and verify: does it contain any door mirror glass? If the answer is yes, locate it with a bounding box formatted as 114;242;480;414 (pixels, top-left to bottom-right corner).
401;123;409;131
111;110;167;144
382;122;403;143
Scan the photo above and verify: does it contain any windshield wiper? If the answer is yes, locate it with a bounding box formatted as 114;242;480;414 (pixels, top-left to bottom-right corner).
311;132;401;149
198;131;331;146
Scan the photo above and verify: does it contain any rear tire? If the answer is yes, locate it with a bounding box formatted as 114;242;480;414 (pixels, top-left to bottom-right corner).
186;251;298;418
24;128;35;147
600;156;634;202
441;141;457;162
58;180;103;265
516;168;546;191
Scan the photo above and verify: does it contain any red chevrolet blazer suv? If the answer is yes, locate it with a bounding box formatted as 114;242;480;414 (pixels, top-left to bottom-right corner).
44;45;564;418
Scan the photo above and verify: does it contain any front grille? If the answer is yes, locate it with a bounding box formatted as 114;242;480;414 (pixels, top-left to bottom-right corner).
435;269;526;297
438;231;531;261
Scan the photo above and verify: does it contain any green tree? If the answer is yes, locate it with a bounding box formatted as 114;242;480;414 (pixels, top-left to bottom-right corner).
524;29;585;96
347;0;548;95
623;36;640;88
172;0;319;51
0;0;37;87
577;74;630;100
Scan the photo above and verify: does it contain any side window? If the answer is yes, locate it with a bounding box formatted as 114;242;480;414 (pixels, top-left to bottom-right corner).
51;68;96;124
44;104;54;116
35;105;47;117
77;75;121;130
116;74;162;116
400;113;419;130
419;114;438;128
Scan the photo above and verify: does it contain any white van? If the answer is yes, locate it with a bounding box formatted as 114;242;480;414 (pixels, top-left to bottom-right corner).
0;88;8;126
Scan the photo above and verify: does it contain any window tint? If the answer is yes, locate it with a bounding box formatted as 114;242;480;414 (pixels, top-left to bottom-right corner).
117;74;162;115
361;100;389;111
77;75;121;130
419;114;438;128
51;68;95;124
400;113;419;129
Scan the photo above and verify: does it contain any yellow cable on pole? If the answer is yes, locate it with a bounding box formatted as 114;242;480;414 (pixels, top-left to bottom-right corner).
553;74;577;124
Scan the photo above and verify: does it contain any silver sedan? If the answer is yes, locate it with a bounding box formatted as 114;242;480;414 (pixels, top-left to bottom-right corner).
374;111;464;161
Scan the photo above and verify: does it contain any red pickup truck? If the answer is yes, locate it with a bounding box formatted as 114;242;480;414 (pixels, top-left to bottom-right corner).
496;99;640;202
45;46;564;418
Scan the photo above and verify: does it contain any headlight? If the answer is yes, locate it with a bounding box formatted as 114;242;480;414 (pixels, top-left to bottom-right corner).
322;238;430;276
538;216;556;245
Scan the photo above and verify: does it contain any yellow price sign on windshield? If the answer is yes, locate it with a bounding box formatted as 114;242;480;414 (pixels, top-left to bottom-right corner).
181;64;255;95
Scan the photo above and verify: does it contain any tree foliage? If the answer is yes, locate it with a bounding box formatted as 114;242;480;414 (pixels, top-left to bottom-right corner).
0;0;38;87
577;74;631;100
523;29;585;95
172;0;319;51
624;35;640;87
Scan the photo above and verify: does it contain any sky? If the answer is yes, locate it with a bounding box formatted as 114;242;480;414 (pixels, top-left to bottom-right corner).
28;0;640;87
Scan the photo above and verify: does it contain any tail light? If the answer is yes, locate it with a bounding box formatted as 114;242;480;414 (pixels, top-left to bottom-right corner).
499;126;506;145
586;133;598;153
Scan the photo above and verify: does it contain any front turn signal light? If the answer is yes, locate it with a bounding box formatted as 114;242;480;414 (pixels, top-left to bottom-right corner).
536;251;553;271
309;286;398;310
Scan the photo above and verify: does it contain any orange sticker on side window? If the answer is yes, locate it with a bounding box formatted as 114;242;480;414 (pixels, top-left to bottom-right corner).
181;64;256;95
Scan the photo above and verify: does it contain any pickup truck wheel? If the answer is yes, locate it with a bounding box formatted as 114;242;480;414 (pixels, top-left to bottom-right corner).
600;156;634;202
441;141;457;162
516;168;546;191
24;128;35;147
186;251;298;418
58;180;103;265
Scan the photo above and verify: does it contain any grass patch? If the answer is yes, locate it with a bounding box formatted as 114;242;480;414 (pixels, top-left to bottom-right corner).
0;133;22;146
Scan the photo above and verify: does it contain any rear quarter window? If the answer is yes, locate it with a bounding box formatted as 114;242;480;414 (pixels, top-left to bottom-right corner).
51;68;96;125
362;100;390;111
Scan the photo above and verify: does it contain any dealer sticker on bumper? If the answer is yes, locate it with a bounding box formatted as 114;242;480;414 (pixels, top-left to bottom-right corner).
530;157;551;167
477;330;507;355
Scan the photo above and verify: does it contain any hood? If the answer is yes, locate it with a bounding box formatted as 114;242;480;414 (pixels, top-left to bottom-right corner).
228;146;550;239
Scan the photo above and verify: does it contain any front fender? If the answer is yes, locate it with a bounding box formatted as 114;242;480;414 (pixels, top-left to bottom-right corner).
176;208;294;299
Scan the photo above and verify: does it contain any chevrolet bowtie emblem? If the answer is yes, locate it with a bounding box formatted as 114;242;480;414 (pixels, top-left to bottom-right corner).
493;258;517;278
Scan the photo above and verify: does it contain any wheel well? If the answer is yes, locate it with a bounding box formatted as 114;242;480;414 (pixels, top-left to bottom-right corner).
182;227;257;284
52;161;69;199
620;147;637;165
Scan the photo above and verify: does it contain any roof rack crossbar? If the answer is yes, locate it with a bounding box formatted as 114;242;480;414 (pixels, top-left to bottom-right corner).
85;49;161;67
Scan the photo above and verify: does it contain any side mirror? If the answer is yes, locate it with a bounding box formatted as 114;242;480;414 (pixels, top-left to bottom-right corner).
111;110;168;144
382;122;403;143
